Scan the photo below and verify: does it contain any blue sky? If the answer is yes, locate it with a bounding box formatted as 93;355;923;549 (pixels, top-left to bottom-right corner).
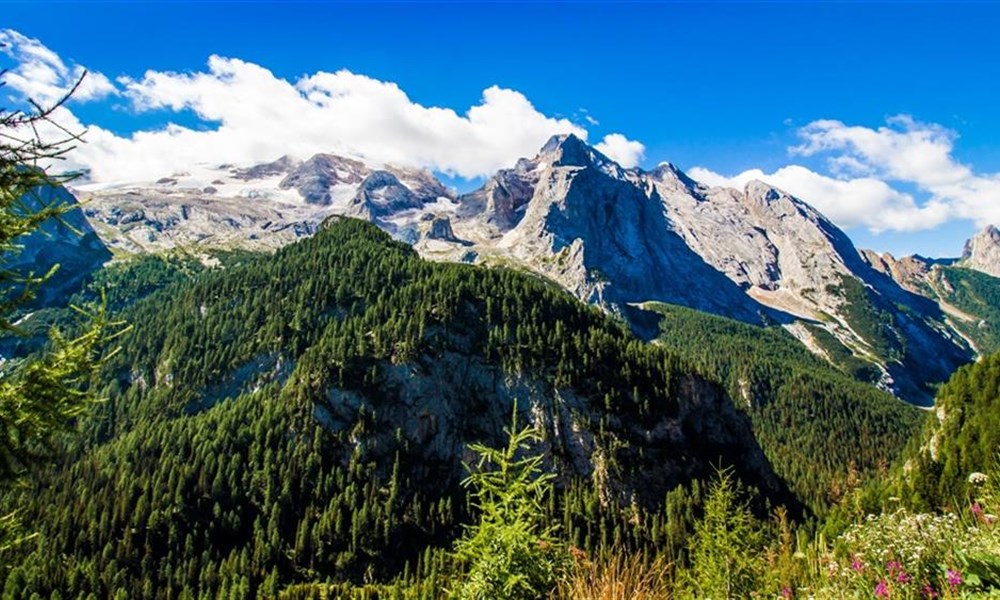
3;1;1000;257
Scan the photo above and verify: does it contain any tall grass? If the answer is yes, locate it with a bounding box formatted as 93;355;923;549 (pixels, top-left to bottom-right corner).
556;551;673;600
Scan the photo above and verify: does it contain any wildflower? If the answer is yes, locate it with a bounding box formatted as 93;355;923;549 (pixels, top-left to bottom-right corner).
875;580;890;598
886;560;902;576
781;587;793;599
946;569;962;591
921;583;938;598
851;556;864;571
968;472;988;485
972;502;983;517
897;570;912;584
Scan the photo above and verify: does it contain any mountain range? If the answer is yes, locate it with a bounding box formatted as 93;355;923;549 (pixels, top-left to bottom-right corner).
60;134;1000;404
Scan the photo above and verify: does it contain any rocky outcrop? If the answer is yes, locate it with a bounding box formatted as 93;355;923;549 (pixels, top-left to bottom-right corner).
231;155;297;181
347;171;425;219
423;215;460;242
960;225;1000;277
858;250;941;295
279;154;370;205
11;184;111;306
80;189;322;253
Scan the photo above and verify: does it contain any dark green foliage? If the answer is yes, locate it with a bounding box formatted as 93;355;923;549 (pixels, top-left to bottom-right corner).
829;276;904;363
0;77;133;552
0;218;777;598
681;468;764;599
902;352;1000;510
803;323;882;382
83;252;208;312
452;410;569;600
648;302;923;513
0;250;228;360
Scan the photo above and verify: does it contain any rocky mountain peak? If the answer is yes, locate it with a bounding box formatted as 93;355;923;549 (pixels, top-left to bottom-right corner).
649;162;703;196
961;224;1000;277
961;225;1000;276
744;180;783;202
538;133;608;168
231;155;298;181
279;153;370;205
347;170;423;219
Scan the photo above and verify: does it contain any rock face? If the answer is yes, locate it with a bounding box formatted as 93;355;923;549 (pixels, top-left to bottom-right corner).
461;135;769;321
961;225;1000;277
423;216;459;242
437;134;968;402
81;189;322;253
278;154;369;205
858;250;938;295
12;184;111;306
73;153;455;252
346;170;441;220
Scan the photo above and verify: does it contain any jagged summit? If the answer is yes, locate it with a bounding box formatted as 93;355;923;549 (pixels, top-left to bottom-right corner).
539;133;614;169
961;224;1000;277
347;170;423;219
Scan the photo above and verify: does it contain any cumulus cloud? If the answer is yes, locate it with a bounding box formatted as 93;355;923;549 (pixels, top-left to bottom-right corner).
0;30;648;184
691;116;1000;233
0;29;116;105
688;165;948;232
594;133;645;168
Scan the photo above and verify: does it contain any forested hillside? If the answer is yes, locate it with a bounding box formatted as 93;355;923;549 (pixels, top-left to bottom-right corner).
647;303;924;513
0;218;796;598
899;351;1000;510
930;265;1000;355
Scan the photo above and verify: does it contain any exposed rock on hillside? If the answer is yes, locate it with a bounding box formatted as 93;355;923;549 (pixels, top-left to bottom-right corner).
961;225;1000;277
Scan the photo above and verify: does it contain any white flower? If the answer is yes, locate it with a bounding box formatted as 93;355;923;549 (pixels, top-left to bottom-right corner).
968;472;989;485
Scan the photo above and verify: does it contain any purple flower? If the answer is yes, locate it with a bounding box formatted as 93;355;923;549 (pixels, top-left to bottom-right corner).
875;580;890;598
972;502;983;516
947;569;962;590
851;556;865;571
921;583;938;598
887;560;902;576
897;570;912;583
781;587;793;599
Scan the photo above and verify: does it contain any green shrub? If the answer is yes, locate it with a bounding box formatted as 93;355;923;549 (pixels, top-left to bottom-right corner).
681;467;764;599
451;407;569;600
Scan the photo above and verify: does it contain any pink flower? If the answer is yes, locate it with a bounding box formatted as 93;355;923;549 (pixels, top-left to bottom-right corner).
851;556;865;571
781;587;793;599
886;560;902;576
897;570;912;583
947;569;962;591
875;580;890;598
921;583;938;598
972;502;983;516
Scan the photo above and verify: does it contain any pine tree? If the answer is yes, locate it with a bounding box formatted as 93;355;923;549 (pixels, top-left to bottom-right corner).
0;70;124;550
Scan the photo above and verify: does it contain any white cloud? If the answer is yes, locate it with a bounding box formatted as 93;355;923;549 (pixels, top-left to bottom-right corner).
1;30;650;184
692;116;1000;233
688;165;948;232
0;29;116;105
792;116;1000;228
594;133;645;168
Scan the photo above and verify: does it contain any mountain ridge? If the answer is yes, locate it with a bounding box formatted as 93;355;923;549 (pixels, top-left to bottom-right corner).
66;136;996;404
